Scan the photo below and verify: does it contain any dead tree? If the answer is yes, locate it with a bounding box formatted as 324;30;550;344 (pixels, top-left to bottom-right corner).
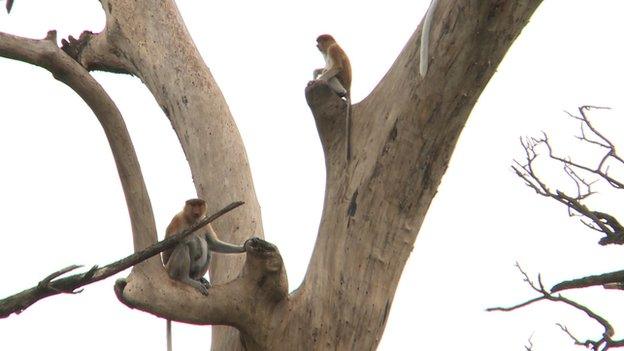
491;106;624;350
0;1;542;350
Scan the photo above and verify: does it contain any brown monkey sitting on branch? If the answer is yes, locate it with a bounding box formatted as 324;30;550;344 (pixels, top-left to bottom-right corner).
162;198;247;294
162;198;248;351
312;34;353;161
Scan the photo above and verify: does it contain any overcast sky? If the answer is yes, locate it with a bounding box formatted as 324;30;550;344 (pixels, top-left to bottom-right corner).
1;1;624;350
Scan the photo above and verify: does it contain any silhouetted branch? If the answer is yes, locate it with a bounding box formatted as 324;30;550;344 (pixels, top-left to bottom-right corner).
552;269;624;293
512;106;624;245
0;201;244;318
524;334;535;351
488;264;624;350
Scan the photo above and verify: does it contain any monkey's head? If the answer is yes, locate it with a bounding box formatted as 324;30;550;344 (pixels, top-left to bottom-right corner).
316;34;336;53
184;198;207;221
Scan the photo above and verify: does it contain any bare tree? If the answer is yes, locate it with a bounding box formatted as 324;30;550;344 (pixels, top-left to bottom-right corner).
491;106;624;350
0;1;542;350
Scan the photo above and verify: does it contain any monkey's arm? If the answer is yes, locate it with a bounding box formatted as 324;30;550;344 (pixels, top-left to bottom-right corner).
313;68;325;79
205;224;246;254
162;215;181;265
317;66;340;82
317;46;344;81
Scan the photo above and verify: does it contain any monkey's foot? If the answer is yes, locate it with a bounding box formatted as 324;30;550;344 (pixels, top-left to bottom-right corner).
192;282;209;295
199;277;212;289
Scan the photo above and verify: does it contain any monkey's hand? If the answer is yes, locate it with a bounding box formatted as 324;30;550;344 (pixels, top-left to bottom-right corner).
313;68;324;80
244;237;262;251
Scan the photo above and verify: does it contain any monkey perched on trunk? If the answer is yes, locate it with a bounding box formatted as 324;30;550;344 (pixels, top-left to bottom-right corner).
313;34;353;161
163;198;247;351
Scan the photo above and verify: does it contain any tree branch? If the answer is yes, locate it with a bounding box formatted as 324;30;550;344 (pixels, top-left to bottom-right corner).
552;269;624;293
0;201;244;319
488;264;624;350
61;30;135;74
0;29;157;261
305;80;351;168
512;107;624;245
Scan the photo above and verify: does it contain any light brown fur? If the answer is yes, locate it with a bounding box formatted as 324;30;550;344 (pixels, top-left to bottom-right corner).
313;34;352;95
163;198;247;351
162;198;206;267
313;34;353;161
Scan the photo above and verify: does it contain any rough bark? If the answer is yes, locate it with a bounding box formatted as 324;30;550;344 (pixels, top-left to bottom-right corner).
62;1;265;346
290;2;542;348
1;0;542;350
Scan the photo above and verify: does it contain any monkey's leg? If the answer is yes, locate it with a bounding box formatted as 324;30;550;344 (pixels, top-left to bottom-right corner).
327;77;347;97
313;68;325;79
191;249;212;289
166;243;209;295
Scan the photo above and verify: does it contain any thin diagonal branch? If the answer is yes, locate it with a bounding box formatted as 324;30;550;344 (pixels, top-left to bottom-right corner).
0;201;244;318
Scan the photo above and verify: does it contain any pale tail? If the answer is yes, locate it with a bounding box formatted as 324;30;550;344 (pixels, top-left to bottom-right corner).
420;0;440;77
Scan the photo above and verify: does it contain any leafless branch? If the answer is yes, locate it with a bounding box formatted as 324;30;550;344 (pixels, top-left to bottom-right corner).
551;269;624;293
512;107;624;245
525;335;535;351
0;201;244;318
488;264;624;350
558;323;624;351
0;27;157;257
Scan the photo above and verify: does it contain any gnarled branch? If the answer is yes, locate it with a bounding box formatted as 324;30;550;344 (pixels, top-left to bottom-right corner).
512;106;624;245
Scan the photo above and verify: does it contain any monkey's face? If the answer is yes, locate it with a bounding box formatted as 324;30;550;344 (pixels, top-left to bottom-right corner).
316;41;324;52
189;204;206;219
316;35;335;53
184;199;207;222
316;39;329;53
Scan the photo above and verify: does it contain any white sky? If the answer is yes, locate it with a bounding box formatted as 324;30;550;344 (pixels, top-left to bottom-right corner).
1;1;624;350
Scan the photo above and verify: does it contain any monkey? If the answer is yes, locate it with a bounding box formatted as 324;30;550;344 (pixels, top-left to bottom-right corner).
313;34;353;161
162;198;247;351
420;0;440;77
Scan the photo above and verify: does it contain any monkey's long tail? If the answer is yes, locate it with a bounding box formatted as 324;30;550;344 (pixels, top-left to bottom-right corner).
420;0;440;77
345;95;352;162
167;319;172;351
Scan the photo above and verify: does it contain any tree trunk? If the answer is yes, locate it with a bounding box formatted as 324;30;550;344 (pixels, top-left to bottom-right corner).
0;0;542;349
